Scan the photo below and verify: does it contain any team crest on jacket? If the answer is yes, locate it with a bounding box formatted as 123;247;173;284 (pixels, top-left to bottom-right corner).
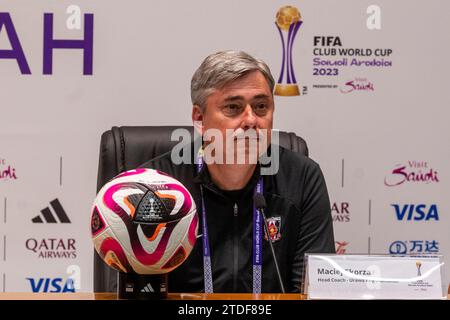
265;216;281;242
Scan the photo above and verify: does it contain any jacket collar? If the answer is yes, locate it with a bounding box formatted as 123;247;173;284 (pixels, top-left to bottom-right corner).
190;140;263;199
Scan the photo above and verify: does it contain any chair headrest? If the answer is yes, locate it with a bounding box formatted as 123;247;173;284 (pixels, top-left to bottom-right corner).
97;126;308;192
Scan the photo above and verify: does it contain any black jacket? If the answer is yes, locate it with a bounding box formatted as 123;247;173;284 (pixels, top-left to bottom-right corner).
140;144;335;293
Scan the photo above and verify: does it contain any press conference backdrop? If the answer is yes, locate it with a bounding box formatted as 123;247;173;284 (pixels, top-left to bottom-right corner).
0;0;449;292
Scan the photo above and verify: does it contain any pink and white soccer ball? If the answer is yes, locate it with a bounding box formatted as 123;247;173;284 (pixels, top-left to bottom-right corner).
90;168;198;274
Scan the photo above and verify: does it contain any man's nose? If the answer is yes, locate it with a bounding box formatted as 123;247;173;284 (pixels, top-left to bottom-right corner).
241;104;257;129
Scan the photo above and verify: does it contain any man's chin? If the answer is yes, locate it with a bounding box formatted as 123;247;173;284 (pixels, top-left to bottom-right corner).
222;149;263;165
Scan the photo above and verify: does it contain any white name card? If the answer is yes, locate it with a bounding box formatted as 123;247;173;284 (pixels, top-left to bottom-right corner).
304;254;446;300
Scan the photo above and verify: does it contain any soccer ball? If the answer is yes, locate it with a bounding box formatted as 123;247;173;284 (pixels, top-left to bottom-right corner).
276;6;302;31
91;168;198;274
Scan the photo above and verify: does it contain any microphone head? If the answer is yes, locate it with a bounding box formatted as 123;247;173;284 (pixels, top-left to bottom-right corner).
253;193;266;210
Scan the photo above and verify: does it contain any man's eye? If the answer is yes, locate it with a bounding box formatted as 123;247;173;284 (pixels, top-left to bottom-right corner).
253;103;268;115
226;104;240;110
223;104;243;115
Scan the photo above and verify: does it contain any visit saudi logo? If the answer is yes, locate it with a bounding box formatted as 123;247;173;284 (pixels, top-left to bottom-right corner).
274;6;303;96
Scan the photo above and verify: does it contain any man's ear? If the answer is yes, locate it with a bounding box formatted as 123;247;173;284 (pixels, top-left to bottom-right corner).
192;105;204;135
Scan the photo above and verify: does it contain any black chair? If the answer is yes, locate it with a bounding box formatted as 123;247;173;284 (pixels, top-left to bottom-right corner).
94;125;309;292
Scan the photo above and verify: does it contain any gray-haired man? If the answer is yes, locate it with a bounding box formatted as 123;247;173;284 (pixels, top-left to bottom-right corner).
142;50;335;293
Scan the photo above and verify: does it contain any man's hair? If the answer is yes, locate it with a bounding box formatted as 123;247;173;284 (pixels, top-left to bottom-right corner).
191;50;275;111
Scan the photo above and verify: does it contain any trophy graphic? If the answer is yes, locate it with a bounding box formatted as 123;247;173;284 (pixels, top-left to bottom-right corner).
416;261;422;277
275;6;303;96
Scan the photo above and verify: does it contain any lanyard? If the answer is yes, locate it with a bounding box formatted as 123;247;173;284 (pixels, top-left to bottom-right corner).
196;150;263;293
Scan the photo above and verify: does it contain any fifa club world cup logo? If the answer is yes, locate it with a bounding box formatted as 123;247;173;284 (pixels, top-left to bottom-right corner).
275;6;303;96
416;261;422;277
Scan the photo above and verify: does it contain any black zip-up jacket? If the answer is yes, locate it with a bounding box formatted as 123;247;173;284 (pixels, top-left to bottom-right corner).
140;143;335;293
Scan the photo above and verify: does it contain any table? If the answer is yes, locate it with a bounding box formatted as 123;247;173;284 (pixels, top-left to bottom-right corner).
0;292;306;300
0;292;448;300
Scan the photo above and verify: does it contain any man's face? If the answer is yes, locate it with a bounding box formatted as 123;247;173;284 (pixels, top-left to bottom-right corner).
192;70;274;164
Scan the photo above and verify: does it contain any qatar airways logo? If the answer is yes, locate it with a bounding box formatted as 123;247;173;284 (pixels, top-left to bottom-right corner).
25;238;77;259
331;202;350;222
384;161;439;187
0;158;17;181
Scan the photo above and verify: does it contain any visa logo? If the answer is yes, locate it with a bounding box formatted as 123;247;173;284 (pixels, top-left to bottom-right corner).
391;204;439;221
26;278;76;293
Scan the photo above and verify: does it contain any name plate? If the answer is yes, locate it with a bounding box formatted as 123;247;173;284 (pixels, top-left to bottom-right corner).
304;254;446;300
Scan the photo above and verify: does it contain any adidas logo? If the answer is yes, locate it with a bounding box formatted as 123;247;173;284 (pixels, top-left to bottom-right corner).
32;199;71;223
141;283;155;293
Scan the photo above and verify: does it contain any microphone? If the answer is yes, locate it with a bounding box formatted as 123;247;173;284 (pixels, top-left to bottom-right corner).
253;193;286;293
